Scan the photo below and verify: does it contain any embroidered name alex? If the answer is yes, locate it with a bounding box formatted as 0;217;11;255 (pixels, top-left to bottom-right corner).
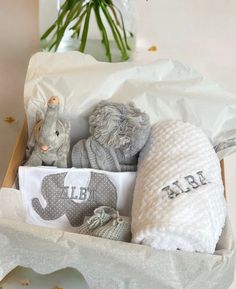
161;171;207;199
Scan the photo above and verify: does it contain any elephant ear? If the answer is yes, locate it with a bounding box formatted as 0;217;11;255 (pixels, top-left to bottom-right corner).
63;119;71;133
61;120;71;143
36;111;43;123
57;120;71;155
26;113;44;159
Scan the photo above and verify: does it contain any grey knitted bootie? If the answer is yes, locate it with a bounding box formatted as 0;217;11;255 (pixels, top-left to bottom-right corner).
77;206;116;235
77;206;131;242
92;215;131;242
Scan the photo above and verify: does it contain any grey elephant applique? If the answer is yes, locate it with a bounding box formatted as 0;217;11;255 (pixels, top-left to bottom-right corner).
32;172;117;227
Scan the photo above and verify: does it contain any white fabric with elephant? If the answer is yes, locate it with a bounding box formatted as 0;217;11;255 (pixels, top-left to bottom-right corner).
18;166;136;232
131;120;227;253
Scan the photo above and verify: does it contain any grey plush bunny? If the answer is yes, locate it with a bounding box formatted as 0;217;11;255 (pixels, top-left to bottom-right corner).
72;101;151;172
26;96;70;168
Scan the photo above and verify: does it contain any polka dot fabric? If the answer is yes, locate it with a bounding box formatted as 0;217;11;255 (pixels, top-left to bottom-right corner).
32;172;117;227
131;120;227;253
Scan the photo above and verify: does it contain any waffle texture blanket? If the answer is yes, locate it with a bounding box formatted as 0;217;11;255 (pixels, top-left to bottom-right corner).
131;120;227;253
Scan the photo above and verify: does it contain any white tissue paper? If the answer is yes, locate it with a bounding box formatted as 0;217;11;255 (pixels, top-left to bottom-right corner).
24;52;236;160
0;212;235;289
0;52;235;289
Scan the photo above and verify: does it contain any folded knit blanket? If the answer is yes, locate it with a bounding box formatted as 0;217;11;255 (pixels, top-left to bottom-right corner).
131;120;227;253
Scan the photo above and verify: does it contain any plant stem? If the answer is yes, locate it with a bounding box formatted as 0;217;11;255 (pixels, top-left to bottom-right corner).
110;4;131;50
41;1;68;40
70;8;88;39
79;3;93;52
55;2;83;51
94;4;112;62
99;0;129;60
40;0;132;61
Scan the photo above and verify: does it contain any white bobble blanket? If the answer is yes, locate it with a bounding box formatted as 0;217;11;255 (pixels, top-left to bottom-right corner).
131;120;226;253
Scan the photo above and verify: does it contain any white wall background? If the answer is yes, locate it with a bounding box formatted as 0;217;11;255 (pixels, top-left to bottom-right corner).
0;0;39;182
0;0;236;288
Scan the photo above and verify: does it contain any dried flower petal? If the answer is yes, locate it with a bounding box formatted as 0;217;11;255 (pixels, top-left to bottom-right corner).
148;45;158;52
4;116;16;123
18;279;31;286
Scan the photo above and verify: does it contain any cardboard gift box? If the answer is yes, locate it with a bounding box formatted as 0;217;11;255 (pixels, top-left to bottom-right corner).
0;53;235;289
0;119;235;289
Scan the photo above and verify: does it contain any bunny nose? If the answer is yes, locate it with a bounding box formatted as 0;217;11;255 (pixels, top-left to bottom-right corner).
41;145;49;152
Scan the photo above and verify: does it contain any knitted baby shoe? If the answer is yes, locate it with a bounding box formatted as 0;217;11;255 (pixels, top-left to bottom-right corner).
77;206;117;235
78;206;131;242
92;215;131;242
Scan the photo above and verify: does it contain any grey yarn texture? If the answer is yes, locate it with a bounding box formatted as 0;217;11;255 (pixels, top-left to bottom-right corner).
32;172;117;227
77;206;131;242
72;101;151;172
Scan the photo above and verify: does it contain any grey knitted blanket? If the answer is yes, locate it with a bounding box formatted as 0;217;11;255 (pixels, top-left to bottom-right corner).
71;101;151;172
72;137;137;172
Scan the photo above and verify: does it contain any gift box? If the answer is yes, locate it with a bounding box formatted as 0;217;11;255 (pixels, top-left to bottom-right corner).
0;52;235;289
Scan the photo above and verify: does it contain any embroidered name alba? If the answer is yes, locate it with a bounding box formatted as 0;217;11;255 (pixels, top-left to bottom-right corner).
60;186;94;202
162;171;207;199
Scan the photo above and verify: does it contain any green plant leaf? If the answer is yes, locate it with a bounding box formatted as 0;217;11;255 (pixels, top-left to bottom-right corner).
41;22;57;40
67;0;81;9
99;0;129;60
54;1;83;50
40;1;68;41
41;0;84;51
70;8;87;32
41;0;132;61
94;5;112;61
79;3;93;52
70;9;87;40
110;4;132;50
108;4;120;26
